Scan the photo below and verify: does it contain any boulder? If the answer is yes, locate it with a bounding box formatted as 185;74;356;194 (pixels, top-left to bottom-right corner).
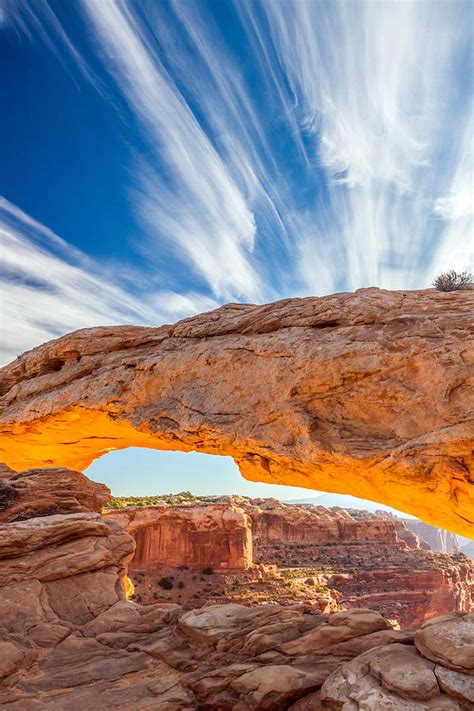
319;613;474;710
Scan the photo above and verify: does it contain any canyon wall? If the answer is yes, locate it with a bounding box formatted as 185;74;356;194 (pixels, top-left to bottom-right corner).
107;497;473;629
329;557;474;629
404;518;460;553
1;466;473;709
249;504;401;545
0;288;472;537
107;504;252;570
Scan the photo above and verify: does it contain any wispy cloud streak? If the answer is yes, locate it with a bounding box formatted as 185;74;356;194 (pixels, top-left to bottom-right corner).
254;0;473;289
2;0;472;361
0;198;218;364
82;0;264;302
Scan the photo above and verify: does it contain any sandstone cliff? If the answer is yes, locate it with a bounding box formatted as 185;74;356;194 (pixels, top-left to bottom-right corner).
107;504;252;570
404;518;460;553
1;466;473;709
0;288;472;536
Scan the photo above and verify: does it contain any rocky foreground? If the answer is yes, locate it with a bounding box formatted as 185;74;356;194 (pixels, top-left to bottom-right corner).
1;288;473;536
1;466;473;709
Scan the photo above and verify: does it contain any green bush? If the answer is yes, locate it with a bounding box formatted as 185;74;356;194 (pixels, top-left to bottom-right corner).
158;576;174;590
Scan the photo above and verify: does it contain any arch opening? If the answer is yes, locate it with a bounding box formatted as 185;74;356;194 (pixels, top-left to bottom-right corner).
88;447;471;628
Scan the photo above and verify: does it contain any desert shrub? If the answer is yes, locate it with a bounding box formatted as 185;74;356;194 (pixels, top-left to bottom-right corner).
177;580;184;589
0;481;19;510
202;567;214;576
158;576;174;590
433;270;472;291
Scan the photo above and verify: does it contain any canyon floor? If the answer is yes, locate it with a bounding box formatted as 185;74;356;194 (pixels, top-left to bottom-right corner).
106;492;474;631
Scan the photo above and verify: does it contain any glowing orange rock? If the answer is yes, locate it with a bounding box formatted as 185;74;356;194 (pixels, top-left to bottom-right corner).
0;288;472;536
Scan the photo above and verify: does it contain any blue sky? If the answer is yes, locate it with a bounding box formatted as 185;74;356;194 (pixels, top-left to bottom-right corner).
1;0;473;498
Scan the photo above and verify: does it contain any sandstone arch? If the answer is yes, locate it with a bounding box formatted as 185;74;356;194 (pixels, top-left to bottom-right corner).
0;288;472;536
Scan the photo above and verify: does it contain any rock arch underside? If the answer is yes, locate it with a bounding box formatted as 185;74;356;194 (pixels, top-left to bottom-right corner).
0;288;473;537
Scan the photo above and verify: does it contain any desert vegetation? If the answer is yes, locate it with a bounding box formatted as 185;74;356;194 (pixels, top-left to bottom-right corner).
433;269;472;291
105;491;214;508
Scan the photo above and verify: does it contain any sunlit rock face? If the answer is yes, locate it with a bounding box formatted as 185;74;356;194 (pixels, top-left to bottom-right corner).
107;497;473;630
248;503;401;545
0;288;473;536
107;505;253;570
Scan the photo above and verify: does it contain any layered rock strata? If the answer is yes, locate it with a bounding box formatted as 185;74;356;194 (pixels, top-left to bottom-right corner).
328;556;473;629
107;497;473;628
0;464;110;523
405;518;460;553
1;466;473;709
108;504;252;570
249;501;402;545
1;288;473;536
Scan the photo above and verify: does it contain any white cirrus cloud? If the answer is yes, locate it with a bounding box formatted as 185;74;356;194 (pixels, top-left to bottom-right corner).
81;0;264;303
0;197;219;365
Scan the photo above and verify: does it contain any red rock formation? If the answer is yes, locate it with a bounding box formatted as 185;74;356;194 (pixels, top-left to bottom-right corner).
107;504;252;570
0;465;110;523
244;500;473;629
404;518;460;553
1;466;473;709
107;497;473;629
248;503;401;545
329;557;474;629
1;288;473;537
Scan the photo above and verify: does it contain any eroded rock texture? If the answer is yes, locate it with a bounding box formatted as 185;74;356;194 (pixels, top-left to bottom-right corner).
1;467;473;709
319;614;474;710
108;504;253;570
0;288;473;535
0;465;110;523
405;518;460;553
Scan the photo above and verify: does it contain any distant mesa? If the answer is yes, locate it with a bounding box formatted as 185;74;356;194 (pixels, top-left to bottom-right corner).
1;464;473;708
